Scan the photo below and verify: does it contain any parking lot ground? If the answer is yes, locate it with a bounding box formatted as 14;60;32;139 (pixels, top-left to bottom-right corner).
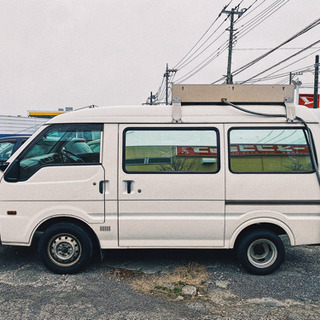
0;242;319;320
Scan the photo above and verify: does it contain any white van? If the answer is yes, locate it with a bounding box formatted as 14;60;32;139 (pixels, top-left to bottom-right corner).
1;85;320;275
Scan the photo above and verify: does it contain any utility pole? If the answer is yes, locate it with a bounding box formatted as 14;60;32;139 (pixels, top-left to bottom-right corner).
223;8;244;84
314;55;319;108
164;63;177;105
145;91;156;106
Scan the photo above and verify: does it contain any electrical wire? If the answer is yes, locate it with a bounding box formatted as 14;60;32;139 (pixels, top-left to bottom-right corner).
234;47;320;51
174;0;233;70
176;17;230;70
250;48;319;82
235;0;289;42
234;0;265;24
174;41;230;83
241;39;320;84
175;0;273;84
212;17;320;84
173;0;262;81
235;0;282;31
246;47;320;84
234;17;320;76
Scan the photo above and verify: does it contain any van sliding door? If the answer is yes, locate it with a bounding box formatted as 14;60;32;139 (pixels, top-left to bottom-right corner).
118;124;225;247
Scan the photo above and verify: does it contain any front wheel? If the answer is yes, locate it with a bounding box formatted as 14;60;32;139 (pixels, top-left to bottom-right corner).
236;229;285;275
38;223;93;274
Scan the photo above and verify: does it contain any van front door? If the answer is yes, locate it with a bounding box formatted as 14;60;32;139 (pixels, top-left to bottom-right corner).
0;124;105;244
118;124;225;247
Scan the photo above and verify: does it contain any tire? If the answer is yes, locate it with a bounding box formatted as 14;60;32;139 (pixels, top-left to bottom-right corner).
236;229;285;275
38;222;93;274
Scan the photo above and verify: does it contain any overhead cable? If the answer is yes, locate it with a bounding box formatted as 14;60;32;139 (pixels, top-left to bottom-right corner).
234;47;320;51
174;41;229;83
249;64;314;83
234;0;263;23
248;49;319;83
243;43;320;84
235;0;289;41
174;0;233;70
213;17;320;83
176;25;229;71
233;17;320;76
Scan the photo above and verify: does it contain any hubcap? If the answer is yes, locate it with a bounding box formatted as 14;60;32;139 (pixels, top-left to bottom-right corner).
48;234;82;267
247;239;278;269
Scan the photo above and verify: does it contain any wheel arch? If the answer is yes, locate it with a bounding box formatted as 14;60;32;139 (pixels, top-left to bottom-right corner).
230;219;295;249
33;216;101;258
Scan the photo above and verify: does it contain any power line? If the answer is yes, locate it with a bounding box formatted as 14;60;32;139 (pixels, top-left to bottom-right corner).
174;41;229;83
176;17;229;71
175;0;279;84
247;47;320;83
212;17;320;83
174;1;262;83
234;47;320;51
241;39;320;83
174;1;233;70
235;0;289;41
234;0;266;24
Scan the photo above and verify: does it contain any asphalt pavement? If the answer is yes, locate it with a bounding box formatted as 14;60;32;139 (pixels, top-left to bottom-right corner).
0;240;319;320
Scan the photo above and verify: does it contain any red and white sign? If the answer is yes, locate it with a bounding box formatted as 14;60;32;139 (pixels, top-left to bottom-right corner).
176;145;309;157
299;94;320;108
176;146;217;156
229;144;309;156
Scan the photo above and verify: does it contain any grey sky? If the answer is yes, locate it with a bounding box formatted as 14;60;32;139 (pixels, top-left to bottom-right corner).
0;0;319;115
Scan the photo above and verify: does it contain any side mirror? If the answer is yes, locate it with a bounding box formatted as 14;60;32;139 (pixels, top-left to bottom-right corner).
0;161;9;172
4;159;20;182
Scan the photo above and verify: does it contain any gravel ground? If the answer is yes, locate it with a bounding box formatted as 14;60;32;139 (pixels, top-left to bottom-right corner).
0;240;319;320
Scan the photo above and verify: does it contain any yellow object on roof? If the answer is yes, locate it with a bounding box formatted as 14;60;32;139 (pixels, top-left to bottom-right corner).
28;111;64;118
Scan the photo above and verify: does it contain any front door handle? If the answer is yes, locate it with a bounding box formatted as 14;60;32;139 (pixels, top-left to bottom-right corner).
99;180;109;194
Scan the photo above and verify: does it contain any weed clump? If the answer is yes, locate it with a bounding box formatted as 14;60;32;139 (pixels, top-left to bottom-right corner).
114;263;210;301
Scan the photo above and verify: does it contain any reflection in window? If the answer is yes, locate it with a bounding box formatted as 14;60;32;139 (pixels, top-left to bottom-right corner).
229;128;314;173
124;129;218;173
19;124;102;180
0;142;15;161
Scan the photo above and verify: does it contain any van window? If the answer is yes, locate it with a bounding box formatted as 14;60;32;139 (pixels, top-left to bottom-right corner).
229;128;314;173
18;124;102;180
124;128;219;173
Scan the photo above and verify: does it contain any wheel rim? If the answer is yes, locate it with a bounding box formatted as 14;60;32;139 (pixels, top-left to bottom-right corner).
48;233;82;267
247;239;278;269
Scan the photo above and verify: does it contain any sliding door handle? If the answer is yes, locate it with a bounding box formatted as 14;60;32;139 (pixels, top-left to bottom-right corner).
123;180;134;194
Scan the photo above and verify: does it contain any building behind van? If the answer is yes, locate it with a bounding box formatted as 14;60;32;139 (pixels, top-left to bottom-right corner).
0;115;47;138
0;85;319;275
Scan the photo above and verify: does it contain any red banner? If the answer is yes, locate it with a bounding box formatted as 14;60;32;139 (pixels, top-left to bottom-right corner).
176;145;309;157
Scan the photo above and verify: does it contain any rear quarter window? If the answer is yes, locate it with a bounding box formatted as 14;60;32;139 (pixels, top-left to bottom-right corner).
228;127;314;173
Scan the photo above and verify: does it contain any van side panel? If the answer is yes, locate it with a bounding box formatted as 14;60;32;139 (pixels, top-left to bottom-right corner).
225;123;320;247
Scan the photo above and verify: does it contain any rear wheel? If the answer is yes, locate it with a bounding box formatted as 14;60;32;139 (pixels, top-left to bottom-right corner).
38;223;93;274
236;229;285;275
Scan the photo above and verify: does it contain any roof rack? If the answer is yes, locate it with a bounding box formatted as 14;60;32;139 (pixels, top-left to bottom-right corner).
172;84;294;105
171;84;296;122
